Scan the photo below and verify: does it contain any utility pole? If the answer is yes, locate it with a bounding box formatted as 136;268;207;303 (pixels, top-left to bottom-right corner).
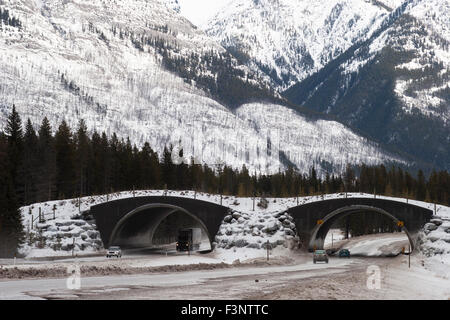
409;244;411;269
345;217;350;239
331;233;334;248
266;240;270;261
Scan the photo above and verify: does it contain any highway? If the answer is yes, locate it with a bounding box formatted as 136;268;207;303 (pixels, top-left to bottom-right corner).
1;254;448;300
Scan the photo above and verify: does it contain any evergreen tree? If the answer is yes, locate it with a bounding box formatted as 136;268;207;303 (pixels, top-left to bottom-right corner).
100;132;111;193
74;119;90;196
54;120;76;199
416;170;427;201
22;119;38;204
344;163;355;192
5;105;24;203
162;146;176;189
0;133;24;257
36;117;56;202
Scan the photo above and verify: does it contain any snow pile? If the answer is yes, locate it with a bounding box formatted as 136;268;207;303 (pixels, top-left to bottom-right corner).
415;206;450;279
214;208;299;251
340;233;409;257
418;216;450;256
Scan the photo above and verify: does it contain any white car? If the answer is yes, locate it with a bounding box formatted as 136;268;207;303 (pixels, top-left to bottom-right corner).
106;246;122;258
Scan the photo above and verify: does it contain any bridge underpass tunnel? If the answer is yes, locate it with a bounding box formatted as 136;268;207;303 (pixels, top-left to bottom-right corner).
110;204;212;252
152;211;211;251
313;210;411;257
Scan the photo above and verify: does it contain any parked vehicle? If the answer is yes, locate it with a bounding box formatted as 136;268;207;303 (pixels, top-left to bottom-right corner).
339;249;351;258
106;246;122;258
326;248;337;255
176;228;202;251
313;249;329;264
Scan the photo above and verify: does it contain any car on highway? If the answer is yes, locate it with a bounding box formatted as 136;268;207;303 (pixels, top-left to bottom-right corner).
338;249;351;258
313;249;329;264
106;246;122;258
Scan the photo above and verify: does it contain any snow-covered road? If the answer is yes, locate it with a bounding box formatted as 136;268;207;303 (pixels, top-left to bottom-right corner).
0;256;352;300
1;254;448;300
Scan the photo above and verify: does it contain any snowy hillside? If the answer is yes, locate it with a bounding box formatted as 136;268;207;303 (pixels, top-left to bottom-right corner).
284;0;450;169
0;0;405;175
167;0;234;27
392;0;450;121
201;0;400;90
172;0;449;169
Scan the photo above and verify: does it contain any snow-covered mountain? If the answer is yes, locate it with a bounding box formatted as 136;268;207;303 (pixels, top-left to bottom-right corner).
193;0;405;91
171;0;448;169
166;0;235;27
285;0;450;170
0;0;406;176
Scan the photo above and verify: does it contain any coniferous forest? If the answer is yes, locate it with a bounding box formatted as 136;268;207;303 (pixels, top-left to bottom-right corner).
0;106;449;257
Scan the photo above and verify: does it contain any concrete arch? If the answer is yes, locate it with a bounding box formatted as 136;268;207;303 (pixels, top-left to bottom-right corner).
308;205;414;251
109;203;212;248
91;196;230;249
287;198;432;252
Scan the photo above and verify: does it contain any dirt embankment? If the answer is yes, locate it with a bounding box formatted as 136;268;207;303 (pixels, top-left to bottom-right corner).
0;257;293;280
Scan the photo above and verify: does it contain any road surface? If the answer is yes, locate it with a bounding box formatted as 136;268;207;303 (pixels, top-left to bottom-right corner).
1;253;448;300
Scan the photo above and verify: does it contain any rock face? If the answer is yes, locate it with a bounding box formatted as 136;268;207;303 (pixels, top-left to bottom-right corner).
424;223;438;232
214;210;299;250
429;219;443;226
418;216;450;257
24;216;103;254
257;198;269;209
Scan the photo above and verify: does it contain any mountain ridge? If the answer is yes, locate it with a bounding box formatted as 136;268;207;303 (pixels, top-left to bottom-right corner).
0;0;412;176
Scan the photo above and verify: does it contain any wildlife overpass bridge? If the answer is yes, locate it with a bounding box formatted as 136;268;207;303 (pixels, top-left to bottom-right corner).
287;197;433;251
91;196;433;252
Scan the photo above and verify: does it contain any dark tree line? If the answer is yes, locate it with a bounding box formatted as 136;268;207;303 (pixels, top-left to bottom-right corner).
0;107;449;256
0;7;21;28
